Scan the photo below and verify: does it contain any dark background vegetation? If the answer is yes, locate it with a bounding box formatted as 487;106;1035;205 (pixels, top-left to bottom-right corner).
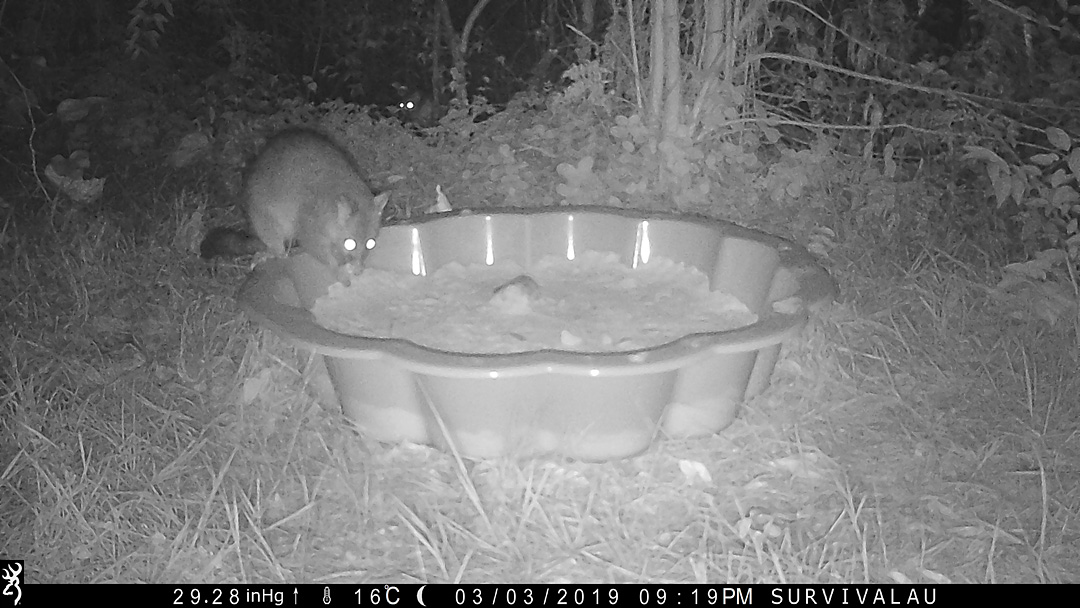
2;0;1079;261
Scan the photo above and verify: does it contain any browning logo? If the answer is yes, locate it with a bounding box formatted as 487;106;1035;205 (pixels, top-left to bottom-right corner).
0;562;21;607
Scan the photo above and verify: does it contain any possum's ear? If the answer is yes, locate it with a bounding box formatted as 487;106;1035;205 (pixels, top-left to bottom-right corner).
373;192;390;214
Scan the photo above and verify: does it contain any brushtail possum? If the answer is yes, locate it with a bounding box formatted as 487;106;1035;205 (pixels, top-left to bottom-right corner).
201;128;389;272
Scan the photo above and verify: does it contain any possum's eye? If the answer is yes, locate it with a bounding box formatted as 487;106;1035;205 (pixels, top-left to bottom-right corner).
343;238;358;252
365;237;377;251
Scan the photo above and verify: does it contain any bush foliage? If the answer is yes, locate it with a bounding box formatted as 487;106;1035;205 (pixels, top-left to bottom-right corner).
1;0;1078;266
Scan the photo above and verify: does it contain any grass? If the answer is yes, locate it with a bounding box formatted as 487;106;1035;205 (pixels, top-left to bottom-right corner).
1;121;1078;584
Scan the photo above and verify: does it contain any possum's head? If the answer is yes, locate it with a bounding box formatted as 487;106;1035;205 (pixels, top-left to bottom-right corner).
395;90;443;128
325;192;391;268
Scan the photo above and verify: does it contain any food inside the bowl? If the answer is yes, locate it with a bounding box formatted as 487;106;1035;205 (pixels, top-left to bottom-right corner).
311;251;758;353
490;274;541;316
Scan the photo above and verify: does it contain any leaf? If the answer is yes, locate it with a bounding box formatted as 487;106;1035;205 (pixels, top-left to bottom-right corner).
168;132;210;168
889;571;914;584
577;155;594;173
1010;171;1028;205
1029;153;1059;166
1028;281;1075;326
1050;168;1069;188
962;145;1006;165
868;101;883;129
58;98;93;123
762;125;780;144
884;142;897;178
1025;196;1050;212
1069;148;1080;179
1046;126;1071;151
987;160;1002;186
995;175;1011;206
678;459;713;485
241;369;274;405
1035;248;1068;265
1051;185;1079;206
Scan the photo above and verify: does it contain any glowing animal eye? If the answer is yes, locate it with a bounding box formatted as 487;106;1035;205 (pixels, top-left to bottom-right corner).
365;238;377;251
343;238;357;252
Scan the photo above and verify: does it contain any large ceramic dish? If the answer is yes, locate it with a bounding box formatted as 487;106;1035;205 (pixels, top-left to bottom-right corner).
237;206;837;460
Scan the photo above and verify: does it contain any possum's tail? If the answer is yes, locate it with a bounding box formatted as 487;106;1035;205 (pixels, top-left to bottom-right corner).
200;227;267;260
